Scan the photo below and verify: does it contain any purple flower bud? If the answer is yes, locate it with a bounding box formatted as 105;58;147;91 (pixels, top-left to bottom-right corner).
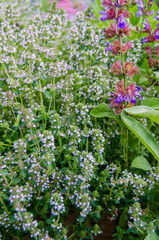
115;94;125;103
115;0;120;7
149;10;154;15
137;0;144;10
136;11;142;18
124;94;130;102
143;18;151;30
142;37;148;43
130;97;137;104
105;42;112;52
99;11;108;22
155;15;159;21
156;31;159;40
117;15;126;29
136;85;142;91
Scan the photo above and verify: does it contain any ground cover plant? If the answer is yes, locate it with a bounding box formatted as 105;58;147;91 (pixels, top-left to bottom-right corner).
0;0;159;239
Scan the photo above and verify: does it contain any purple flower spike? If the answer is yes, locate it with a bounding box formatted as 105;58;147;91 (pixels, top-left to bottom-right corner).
117;15;126;29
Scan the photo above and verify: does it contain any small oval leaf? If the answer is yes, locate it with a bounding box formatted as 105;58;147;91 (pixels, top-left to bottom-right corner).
131;156;152;171
90;103;116;119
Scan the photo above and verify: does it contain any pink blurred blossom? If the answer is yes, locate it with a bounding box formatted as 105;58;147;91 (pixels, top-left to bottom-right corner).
53;0;85;17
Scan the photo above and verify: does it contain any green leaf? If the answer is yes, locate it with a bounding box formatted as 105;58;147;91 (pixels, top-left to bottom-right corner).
121;112;159;162
131;156;152;171
125;106;159;125
90;103;117;119
141;98;159;109
2;193;9;200
16;114;21;124
144;232;159;240
11;178;21;184
119;211;128;228
154;71;159;79
44;91;53;100
42;0;50;12
0;169;9;175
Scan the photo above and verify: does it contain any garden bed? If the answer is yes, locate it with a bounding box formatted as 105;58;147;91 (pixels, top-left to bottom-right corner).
0;1;159;240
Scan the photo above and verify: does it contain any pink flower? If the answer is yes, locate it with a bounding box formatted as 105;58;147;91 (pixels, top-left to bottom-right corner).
104;23;118;39
124;62;138;78
110;61;122;75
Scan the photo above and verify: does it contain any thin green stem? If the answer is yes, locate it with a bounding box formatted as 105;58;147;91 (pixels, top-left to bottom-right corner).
119;37;126;88
0;143;13;147
10;106;24;140
0;195;9;214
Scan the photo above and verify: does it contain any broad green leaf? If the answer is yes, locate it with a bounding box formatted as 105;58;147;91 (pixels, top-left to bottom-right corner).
90;103;117;119
144;232;159;240
125;106;153;114
125;106;159;125
42;0;50;12
141;98;159;109
121;112;159;162
131;156;152;171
